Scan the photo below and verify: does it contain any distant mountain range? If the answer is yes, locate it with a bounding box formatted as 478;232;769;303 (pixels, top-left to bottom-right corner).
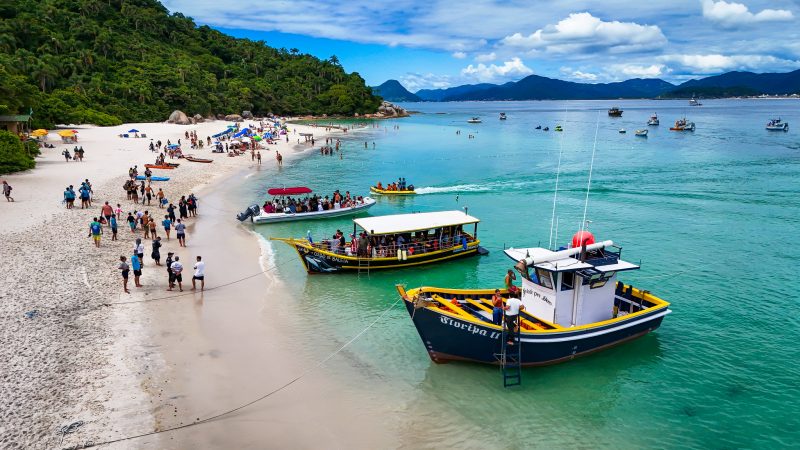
373;69;800;102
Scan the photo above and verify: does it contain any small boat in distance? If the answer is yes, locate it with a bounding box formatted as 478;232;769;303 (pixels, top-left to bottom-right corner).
535;125;542;130
543;126;549;131
396;232;671;368
236;187;376;224
499;113;507;120
635;129;649;137
554;125;563;132
689;95;702;106
766;118;789;131
647;113;659;126
273;210;486;273
608;107;623;117
619;128;626;134
184;155;213;163
467;117;482;123
670;118;696;132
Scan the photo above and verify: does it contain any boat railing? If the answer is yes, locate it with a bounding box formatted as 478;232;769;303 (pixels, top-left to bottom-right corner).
266;200;368;215
309;234;477;258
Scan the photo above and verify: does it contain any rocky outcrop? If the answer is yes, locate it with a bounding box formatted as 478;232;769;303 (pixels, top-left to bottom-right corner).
372;101;409;118
225;114;243;121
241;110;253;119
167;110;190;125
193;114;204;123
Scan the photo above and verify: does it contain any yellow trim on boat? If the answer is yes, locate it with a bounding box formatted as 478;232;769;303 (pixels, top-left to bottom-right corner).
370;187;417;195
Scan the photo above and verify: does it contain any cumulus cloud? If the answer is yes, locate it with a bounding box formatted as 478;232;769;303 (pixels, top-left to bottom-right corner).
500;12;667;54
660;53;800;73
399;72;454;91
571;70;598;81
452;51;467;59
610;64;667;78
461;57;533;82
701;0;794;28
474;52;496;62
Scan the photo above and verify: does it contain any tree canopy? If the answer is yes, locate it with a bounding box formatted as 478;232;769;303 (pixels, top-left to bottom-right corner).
0;0;382;128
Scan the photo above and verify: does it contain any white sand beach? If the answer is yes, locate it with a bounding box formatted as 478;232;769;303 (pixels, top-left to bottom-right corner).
0;119;397;448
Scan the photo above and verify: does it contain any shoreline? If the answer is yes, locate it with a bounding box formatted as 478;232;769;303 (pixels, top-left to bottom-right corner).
0;118;361;448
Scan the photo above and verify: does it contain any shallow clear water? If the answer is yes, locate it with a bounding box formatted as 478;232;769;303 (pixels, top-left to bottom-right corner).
243;99;799;448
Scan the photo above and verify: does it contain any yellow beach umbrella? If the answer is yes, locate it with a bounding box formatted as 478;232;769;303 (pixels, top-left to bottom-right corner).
31;129;48;136
57;130;76;137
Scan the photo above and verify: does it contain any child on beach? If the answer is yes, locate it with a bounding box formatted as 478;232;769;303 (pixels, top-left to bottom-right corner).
118;256;130;293
162;215;172;239
110;214;118;241
127;212;136;232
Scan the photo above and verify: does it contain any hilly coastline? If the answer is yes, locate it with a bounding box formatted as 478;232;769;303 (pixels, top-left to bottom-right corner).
0;0;381;127
374;69;800;102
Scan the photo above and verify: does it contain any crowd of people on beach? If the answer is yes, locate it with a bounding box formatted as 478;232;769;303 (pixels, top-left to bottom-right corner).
62;146;85;162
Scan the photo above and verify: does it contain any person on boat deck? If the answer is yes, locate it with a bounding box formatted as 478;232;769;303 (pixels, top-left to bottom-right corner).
504;296;524;345
505;269;519;297
376;181;383;190
492;289;504;325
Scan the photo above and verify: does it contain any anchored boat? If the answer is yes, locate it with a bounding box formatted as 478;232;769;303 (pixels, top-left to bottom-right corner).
397;232;671;367
647;113;659;126
237;187;375;224
273;210;486;273
608;107;623;117
670;118;695;131
499;113;507;120
766;118;789;131
635;129;648;137
467;117;482;123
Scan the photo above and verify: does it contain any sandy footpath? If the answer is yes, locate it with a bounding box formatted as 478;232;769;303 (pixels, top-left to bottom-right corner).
0;119;349;448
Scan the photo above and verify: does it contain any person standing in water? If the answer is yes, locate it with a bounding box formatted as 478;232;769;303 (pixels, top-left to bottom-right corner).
192;256;205;291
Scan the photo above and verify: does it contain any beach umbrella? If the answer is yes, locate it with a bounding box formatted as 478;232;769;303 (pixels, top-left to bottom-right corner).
57;130;76;137
128;128;139;133
31;129;48;136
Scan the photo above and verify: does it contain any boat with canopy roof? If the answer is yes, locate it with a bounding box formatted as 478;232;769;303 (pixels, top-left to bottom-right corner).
272;210;487;273
396;231;670;367
236;187;375;224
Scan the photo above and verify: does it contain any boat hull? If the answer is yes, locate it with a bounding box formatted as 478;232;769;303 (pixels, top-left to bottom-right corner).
766;125;788;131
279;240;481;273
252;198;376;223
370;187;416;195
402;297;668;366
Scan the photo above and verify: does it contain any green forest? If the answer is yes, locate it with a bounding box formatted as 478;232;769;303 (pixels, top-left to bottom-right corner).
0;0;382;128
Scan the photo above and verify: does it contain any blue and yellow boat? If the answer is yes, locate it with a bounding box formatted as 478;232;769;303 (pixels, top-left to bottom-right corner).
369;186;416;195
397;234;671;366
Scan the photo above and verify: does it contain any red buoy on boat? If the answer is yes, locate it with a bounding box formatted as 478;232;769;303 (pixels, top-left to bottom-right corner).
572;231;595;248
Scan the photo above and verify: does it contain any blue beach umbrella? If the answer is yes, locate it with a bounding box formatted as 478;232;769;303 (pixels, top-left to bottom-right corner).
128;129;140;133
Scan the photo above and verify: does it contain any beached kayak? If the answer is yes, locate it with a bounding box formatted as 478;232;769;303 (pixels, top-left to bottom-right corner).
136;175;170;181
370;186;417;195
184;156;213;163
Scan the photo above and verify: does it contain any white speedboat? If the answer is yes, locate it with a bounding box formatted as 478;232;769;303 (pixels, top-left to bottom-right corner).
689;96;702;106
237;187;376;224
467;117;482;123
499;113;507;120
766;118;788;131
619;128;626;134
635;129;648;137
647;113;659;126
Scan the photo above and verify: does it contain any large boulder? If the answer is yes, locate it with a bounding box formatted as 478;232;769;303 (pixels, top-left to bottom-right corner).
242;110;253;119
193;114;204;123
167;110;190;125
225;114;243;122
216;113;225;120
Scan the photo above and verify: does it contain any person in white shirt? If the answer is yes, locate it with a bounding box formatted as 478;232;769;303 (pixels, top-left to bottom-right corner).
169;256;184;292
504;297;524;346
192;255;205;291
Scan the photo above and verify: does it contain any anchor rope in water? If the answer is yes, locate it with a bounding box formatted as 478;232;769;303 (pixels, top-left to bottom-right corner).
68;297;401;448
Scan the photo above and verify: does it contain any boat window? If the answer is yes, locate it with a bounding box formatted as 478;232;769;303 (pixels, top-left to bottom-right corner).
534;268;553;289
560;271;574;291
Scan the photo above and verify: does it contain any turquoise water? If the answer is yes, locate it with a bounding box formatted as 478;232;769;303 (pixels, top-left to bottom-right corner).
245;100;799;448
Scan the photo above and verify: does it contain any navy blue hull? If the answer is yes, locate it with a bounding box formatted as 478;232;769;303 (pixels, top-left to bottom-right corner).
404;300;667;366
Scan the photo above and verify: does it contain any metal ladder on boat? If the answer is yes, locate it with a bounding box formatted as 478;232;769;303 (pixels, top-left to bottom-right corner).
496;327;522;387
357;257;370;277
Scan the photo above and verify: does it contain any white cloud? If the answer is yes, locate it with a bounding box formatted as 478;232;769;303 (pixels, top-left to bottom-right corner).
399;72;454;91
452;51;467;59
571;70;598;81
610;64;667;78
660;53;800;73
500;12;667;54
701;0;794;28
474;52;496;62
461;57;533;82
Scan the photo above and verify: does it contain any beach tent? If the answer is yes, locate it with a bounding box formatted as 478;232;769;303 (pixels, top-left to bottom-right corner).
211;129;232;138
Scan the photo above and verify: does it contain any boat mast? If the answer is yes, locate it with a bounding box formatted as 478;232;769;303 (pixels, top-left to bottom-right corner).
579;113;600;239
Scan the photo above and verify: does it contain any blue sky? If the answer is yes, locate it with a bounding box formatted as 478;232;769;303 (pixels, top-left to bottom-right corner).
162;0;800;92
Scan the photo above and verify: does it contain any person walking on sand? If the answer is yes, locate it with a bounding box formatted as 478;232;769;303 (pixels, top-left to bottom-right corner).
135;238;145;267
257;151;261;165
118;256;130;293
101;201;113;224
148;218;157;239
192;256;205;291
165;252;175;289
175;219;186;247
169;256;184;292
131;252;143;288
127;212;136;233
156;188;165;208
2;181;13;202
162;215;172;239
151;236;162;266
167;203;176;223
110;214;118;241
89;217;102;247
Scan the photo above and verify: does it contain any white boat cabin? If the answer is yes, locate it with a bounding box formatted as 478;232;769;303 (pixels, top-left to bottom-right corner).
504;240;639;327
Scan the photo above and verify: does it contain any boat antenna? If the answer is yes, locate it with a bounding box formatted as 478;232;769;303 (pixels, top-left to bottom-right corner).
548;107;567;249
580;113;600;238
